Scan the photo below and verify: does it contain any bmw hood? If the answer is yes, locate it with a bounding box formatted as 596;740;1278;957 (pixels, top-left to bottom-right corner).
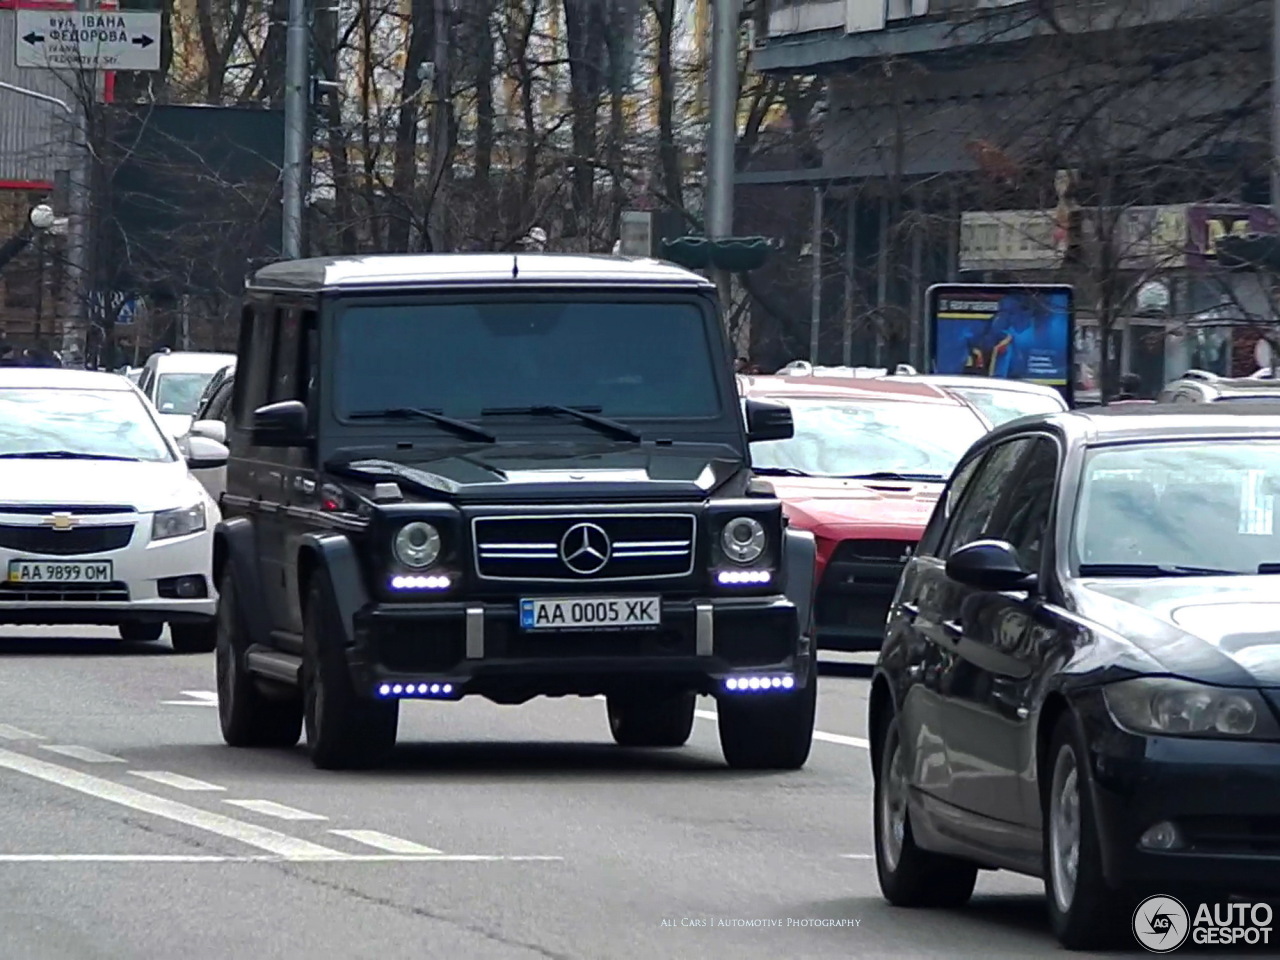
0;459;204;514
328;445;748;502
1072;577;1280;686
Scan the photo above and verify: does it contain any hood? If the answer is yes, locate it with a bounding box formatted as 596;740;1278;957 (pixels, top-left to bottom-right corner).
329;444;747;502
769;476;942;539
157;412;194;438
1073;577;1280;686
0;459;202;513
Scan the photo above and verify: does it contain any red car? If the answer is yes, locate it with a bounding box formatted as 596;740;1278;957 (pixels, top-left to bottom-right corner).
739;375;990;650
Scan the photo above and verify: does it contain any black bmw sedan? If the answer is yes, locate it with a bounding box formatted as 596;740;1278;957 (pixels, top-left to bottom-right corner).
868;405;1280;950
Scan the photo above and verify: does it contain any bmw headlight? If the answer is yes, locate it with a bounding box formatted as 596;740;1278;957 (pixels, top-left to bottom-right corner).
1102;677;1280;739
721;516;766;565
151;502;207;541
393;521;441;569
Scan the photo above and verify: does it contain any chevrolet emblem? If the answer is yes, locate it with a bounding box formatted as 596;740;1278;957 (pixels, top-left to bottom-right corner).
44;512;77;531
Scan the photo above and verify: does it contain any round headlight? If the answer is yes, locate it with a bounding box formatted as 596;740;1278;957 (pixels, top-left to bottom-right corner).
393;521;441;569
722;516;765;564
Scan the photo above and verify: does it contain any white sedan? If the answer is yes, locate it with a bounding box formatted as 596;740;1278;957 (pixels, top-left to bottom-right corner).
0;369;228;652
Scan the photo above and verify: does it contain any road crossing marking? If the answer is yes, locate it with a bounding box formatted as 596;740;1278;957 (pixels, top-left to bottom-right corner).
0;854;563;863
161;690;218;707
130;771;226;792
0;747;347;858
225;799;328;821
691;709;870;749
40;744;126;763
329;830;442;855
0;724;44;740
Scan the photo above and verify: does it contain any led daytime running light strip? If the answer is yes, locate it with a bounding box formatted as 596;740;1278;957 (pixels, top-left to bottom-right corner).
716;569;771;585
377;682;455;698
724;674;794;692
389;575;451;590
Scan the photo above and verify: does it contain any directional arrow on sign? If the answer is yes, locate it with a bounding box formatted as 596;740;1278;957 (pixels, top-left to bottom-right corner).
131;35;154;48
22;32;45;45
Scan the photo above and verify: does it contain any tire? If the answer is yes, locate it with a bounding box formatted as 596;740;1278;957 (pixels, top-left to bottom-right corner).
717;654;818;770
607;691;696;747
170;619;217;654
215;571;302;748
1043;714;1130;950
302;578;398;770
874;712;978;907
118;621;163;642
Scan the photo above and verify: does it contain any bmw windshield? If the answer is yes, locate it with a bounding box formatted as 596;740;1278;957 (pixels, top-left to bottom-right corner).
333;299;723;423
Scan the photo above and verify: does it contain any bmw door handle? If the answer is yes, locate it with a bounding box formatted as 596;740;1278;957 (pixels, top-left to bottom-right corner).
942;619;963;642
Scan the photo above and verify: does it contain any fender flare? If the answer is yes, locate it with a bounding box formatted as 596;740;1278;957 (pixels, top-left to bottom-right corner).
212;517;271;647
782;526;817;640
297;532;369;648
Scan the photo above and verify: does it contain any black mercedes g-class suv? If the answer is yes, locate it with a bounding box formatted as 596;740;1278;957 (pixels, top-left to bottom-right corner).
213;253;817;770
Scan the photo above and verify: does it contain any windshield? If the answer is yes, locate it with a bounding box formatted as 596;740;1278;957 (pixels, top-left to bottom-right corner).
155;372;216;415
334;299;721;421
949;386;1065;426
750;398;988;479
0;388;174;462
1073;440;1280;575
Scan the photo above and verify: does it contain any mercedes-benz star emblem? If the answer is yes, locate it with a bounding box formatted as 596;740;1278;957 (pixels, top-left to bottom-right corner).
559;522;611;575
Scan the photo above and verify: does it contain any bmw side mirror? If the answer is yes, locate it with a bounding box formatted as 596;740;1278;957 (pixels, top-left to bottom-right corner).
251;400;308;447
186;435;229;471
745;398;794;443
946;539;1036;592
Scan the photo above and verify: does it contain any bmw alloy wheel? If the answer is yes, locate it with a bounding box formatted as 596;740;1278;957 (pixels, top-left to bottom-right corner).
1049;745;1081;914
879;731;908;873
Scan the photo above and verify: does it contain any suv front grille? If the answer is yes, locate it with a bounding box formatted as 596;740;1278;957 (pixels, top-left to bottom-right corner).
0;524;135;556
473;514;696;582
832;539;916;564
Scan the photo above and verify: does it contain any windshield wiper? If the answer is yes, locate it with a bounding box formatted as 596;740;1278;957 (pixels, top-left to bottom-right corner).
0;451;142;462
348;408;495;443
836;471;947;482
753;466;812;477
479;405;642;442
1078;563;1242;578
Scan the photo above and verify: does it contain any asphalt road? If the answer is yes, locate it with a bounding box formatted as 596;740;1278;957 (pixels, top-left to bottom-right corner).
0;628;1170;960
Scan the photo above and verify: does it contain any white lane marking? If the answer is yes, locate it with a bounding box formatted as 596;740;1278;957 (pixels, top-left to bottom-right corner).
0;724;44;740
692;709;870;749
40;745;126;763
840;854;874;859
130;771;226;792
225;799;328;821
162;690;218;707
329;830;442;855
0;748;346;859
0;854;563;863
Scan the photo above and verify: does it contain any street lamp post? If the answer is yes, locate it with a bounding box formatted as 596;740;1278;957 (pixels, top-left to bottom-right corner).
282;0;309;259
706;0;738;307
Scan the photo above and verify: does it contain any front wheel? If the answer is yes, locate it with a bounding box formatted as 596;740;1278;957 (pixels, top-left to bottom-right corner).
170;619;217;654
607;692;695;747
716;655;817;770
873;712;977;907
1044;714;1130;950
302;579;398;770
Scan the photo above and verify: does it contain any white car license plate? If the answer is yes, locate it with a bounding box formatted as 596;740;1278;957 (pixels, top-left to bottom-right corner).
7;560;113;584
520;596;661;631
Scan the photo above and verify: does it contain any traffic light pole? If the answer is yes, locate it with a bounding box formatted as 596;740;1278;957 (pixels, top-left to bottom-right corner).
706;0;738;307
282;0;309;259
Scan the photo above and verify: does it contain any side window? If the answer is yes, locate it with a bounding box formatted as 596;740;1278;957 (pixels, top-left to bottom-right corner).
986;437;1060;573
269;308;301;403
917;451;987;558
940;438;1033;556
235;305;279;427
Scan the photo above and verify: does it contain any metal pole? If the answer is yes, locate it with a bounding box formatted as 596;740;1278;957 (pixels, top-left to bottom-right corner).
809;187;822;362
843;198;855;366
64;0;93;366
909;224;923;369
1273;0;1280;217
875;194;889;367
282;0;309;259
706;0;738;305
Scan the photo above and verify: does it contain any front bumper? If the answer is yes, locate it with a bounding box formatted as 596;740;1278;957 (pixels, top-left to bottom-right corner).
0;531;216;626
346;595;807;699
814;558;901;651
1087;707;1280;896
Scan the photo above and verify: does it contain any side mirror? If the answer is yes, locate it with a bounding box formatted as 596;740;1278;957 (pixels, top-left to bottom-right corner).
946;539;1036;591
189;419;227;444
186;435;229;471
251;400;308;447
745;397;794;443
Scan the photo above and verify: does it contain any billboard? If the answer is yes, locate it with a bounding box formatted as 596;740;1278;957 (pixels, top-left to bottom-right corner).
926;284;1074;402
